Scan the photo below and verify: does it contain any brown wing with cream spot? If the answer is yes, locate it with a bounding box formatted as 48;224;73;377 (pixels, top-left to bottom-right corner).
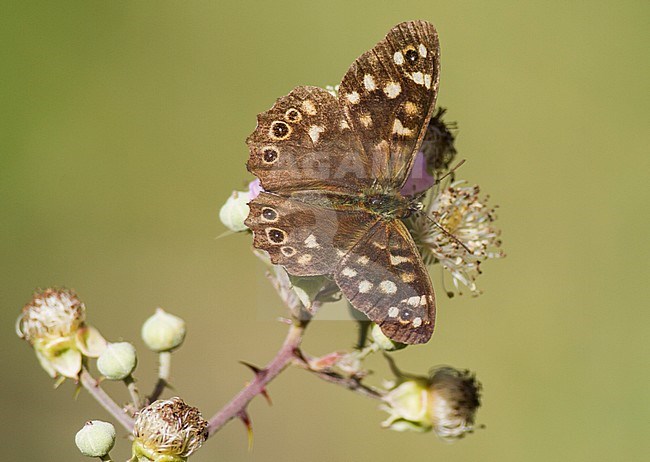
247;86;373;194
245;191;379;276
338;20;440;189
334;219;435;344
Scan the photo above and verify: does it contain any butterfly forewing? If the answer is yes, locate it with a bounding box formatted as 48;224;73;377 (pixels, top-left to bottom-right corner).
338;20;440;188
246;192;378;276
334;219;435;344
246;86;371;193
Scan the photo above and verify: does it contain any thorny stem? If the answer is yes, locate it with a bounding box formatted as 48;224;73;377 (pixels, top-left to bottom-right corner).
293;349;385;401
79;368;135;431
207;321;306;436
147;351;171;403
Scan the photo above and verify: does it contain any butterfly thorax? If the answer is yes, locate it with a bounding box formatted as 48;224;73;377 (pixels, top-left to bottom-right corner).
287;188;422;220
360;188;423;220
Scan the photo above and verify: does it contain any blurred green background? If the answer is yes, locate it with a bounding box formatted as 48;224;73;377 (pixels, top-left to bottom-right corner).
2;1;648;460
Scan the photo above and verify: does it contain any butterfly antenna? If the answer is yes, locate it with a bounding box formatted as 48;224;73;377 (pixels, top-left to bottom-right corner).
435;159;466;184
423;213;473;254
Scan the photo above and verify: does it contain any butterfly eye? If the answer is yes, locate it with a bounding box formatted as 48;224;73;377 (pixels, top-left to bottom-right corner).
405;48;419;64
400;308;413;320
261;207;278;221
266;227;287;244
262;147;279;163
270;121;291;140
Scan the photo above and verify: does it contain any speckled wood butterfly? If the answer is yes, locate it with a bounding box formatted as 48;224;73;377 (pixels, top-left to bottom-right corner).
245;21;440;344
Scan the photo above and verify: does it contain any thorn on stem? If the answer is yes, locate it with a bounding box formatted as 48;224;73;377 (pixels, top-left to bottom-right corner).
238;410;253;450
260;387;272;406
239;361;268;380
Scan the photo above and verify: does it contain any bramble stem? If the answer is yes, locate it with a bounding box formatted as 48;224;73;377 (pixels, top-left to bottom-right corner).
292;352;385;400
207;321;305;436
147;351;171;403
79;368;135;431
124;375;142;409
298;367;385;400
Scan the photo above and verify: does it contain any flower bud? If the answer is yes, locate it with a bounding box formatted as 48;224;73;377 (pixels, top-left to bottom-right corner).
16;288;106;378
141;308;186;352
75;420;116;458
132;397;208;461
97;342;137;380
370;323;406;351
219;189;251;232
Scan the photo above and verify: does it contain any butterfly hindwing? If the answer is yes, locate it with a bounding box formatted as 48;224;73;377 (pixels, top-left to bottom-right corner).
246;86;371;194
338;20;440;188
334;219;435;344
246;192;378;276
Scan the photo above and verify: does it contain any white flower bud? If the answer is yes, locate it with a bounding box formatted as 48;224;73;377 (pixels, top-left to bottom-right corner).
97;342;137;380
141;308;186;352
370;324;406;351
219;189;251;232
75;420;116;458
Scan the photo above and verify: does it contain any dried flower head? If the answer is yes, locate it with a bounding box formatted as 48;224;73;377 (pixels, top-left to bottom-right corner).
401;108;457;196
381;366;481;440
428;367;481;440
407;181;504;295
421;108;457;174
17;288;85;343
132;397;208;461
16;288;106;378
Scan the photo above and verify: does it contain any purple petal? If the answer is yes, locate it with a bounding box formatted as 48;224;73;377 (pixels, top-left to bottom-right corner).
401;151;435;196
248;178;263;200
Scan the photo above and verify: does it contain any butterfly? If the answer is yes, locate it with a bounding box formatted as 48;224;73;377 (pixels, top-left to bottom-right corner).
245;21;440;344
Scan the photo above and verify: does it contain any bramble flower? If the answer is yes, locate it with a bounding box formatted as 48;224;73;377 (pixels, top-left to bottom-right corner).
131;397;208;462
407;182;504;295
75;420;116;458
248;178;263;200
16;288;106;378
401;151;436;196
381;366;481;441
